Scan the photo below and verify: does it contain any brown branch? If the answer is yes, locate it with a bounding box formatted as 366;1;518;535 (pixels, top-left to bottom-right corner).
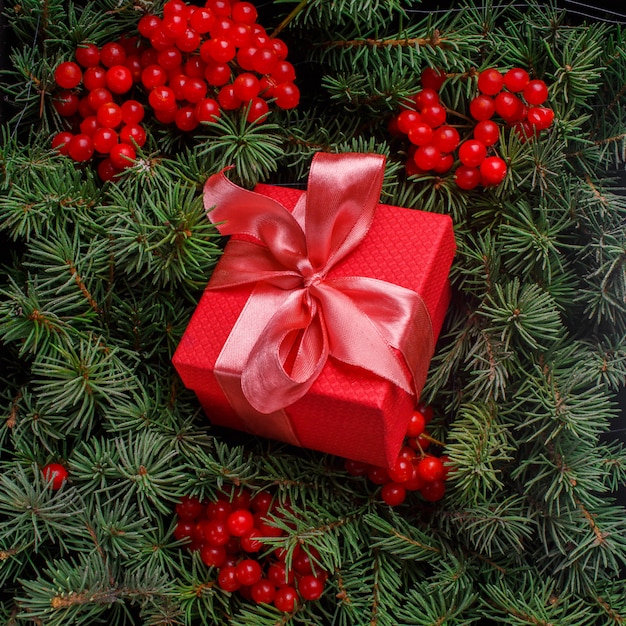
596;595;625;624
66;260;99;313
6;391;21;429
566;133;626;158
390;528;440;553
576;498;607;546
322;30;451;50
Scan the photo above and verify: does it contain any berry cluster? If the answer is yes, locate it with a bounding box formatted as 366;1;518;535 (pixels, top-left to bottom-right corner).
344;403;450;507
390;66;554;190
50;0;299;180
174;488;327;612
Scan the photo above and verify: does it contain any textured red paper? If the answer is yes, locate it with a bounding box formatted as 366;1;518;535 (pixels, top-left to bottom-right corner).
173;184;456;468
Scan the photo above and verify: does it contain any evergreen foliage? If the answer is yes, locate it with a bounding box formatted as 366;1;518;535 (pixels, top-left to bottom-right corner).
1;0;625;624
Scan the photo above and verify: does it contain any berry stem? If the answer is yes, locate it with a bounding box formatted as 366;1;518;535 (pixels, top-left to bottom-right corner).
271;0;310;37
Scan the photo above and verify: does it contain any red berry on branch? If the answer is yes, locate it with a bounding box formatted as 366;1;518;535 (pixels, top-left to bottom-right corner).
367;465;389;485
54;61;82;89
121;100;145;125
240;528;264;552
273;82;300;109
87;87;113;111
415;455;446;483
92;126;119;153
480;156;507;186
189;7;216;34
176;28;202;53
149;85;177;111
420;67;446;91
412;88;440;110
477;68;504;96
105;65;133;94
432;125;460;153
407;122;433;146
68;134;95;161
119;124;146;148
503;67;530;92
473;119;500;146
298;575;325;601
97;101;123;128
420;104;446;128
51;131;74;155
75;42;100;68
495;91;524;123
523;79;549;105
469;94;495;121
413;144;440;171
100;42;126;67
226;509;255;537
274;585;298;612
173;519;195;541
420;479;446;502
381;482;407;506
195;97;221;123
52;90;80;117
200;543;227;568
236;559;263;586
251;579;276;604
454;165;481;190
406;410;426;438
458;139;487;167
527;106;554;130
41;463;68;489
97;158;122;182
138;14;162;38
396;110;421;134
83;66;107;91
218;566;241;592
388;457;413;483
109;142;136;169
246;97;269;123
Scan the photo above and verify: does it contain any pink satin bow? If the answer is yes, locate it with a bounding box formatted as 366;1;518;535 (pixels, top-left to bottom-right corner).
203;152;433;439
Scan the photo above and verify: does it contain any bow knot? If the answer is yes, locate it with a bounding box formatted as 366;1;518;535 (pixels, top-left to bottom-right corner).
203;152;433;417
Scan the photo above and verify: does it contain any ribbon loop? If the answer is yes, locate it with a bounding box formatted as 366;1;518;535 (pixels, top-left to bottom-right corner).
203;152;434;419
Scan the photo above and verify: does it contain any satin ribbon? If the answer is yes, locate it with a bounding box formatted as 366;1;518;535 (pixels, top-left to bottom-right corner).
203;152;434;445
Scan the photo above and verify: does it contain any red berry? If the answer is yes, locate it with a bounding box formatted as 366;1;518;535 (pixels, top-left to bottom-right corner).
232;1;257;24
454;165;481;190
182;77;208;103
477;68;504;96
407;122;433;146
204;62;231;86
52;90;79;117
218;566;241;592
203;37;236;63
495;91;524;122
83;66;107;91
469;94;495;121
271;38;289;61
41;463;68;489
92;127;119;153
96;102;123;128
87;87;113;111
504;67;529;92
298;575;325;601
51;131;73;155
420;67;446;91
97;158;122;182
274;585;298;612
251;579;276;604
149;86;176;111
207;498;232;521
119;124;146;148
388;457;413;483
458;139;487;167
105;65;133;94
240;528;264;552
403;465;426;491
124;55;143;83
109;143;136;169
252;48;278;74
207;0;231;17
195;97;221;123
432;125;460;153
473;119;500;146
415;455;446;483
209;16;234;40
189;7;215;33
163;0;187;16
68;134;95;162
54;61;82;89
412;88;440;110
121;100;145;125
406;410;426;438
75;42;100;68
420;104;446;128
204;519;231;546
236;559;263;586
381;482;407;506
100;42;126;68
267;561;295;587
200;544;227;568
413;144;440;171
396;110;421;135
161;13;187;38
367;465;389;485
274;82;300;109
480;156;507;186
233;72;260;102
246;97;269;123
527;106;554;130
138;14;162;38
271;61;296;84
156;47;183;70
173;519;195;541
420;479;446;502
142;64;168;90
433;154;454;174
236;45;258;71
523;79;549;105
226;509;255;537
79;115;101;137
175;106;198;131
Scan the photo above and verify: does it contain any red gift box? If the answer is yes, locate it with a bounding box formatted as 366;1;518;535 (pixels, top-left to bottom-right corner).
173;153;456;468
